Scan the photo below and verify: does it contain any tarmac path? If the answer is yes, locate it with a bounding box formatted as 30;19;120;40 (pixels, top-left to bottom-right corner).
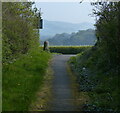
49;55;76;111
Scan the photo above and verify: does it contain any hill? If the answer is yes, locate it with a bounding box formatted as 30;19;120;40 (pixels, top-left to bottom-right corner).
40;20;95;41
41;29;96;46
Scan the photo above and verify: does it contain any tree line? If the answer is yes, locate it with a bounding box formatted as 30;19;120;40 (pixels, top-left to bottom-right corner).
41;29;96;46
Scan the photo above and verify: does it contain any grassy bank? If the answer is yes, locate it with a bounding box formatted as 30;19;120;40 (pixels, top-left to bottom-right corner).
68;47;119;112
29;61;53;111
40;46;92;54
2;49;51;111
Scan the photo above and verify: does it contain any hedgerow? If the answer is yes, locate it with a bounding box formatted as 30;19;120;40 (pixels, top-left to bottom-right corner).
40;46;92;54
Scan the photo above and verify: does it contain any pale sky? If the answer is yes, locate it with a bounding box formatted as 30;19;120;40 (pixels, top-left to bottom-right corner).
35;2;96;24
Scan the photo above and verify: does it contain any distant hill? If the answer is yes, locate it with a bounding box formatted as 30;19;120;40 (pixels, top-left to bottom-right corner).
41;29;96;46
40;20;95;41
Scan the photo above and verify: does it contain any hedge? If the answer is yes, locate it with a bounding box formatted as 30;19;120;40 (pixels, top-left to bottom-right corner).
40;46;92;54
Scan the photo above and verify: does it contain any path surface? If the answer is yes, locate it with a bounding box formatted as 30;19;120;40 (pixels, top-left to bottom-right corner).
49;55;76;111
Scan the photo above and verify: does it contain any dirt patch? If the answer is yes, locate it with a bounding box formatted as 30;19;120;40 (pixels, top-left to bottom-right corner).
29;63;54;111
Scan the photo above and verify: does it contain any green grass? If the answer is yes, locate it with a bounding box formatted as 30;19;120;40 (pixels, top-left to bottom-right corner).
2;49;51;111
68;47;120;112
40;46;92;54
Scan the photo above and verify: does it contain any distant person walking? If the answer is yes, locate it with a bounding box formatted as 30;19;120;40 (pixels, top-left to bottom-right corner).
43;41;49;51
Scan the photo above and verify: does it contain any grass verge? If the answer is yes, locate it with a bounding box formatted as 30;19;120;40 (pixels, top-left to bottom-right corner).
67;64;90;111
2;49;51;111
29;60;54;111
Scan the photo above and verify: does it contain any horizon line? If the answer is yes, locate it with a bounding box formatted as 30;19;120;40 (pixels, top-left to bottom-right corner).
44;19;95;24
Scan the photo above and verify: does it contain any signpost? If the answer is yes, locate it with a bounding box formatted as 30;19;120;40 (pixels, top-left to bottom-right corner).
38;8;43;29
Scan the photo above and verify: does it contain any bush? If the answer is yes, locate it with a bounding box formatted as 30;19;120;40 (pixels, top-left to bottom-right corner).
68;47;120;112
2;2;40;64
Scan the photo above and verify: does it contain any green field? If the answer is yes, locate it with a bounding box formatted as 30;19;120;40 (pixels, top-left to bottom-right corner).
40;46;92;54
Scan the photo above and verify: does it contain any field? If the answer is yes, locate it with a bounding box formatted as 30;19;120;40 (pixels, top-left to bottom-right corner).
40;46;92;54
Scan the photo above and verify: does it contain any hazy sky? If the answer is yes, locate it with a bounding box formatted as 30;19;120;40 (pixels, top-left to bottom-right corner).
35;2;96;24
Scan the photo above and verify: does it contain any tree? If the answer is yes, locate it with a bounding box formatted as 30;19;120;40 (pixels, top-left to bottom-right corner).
92;2;120;70
2;2;41;63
